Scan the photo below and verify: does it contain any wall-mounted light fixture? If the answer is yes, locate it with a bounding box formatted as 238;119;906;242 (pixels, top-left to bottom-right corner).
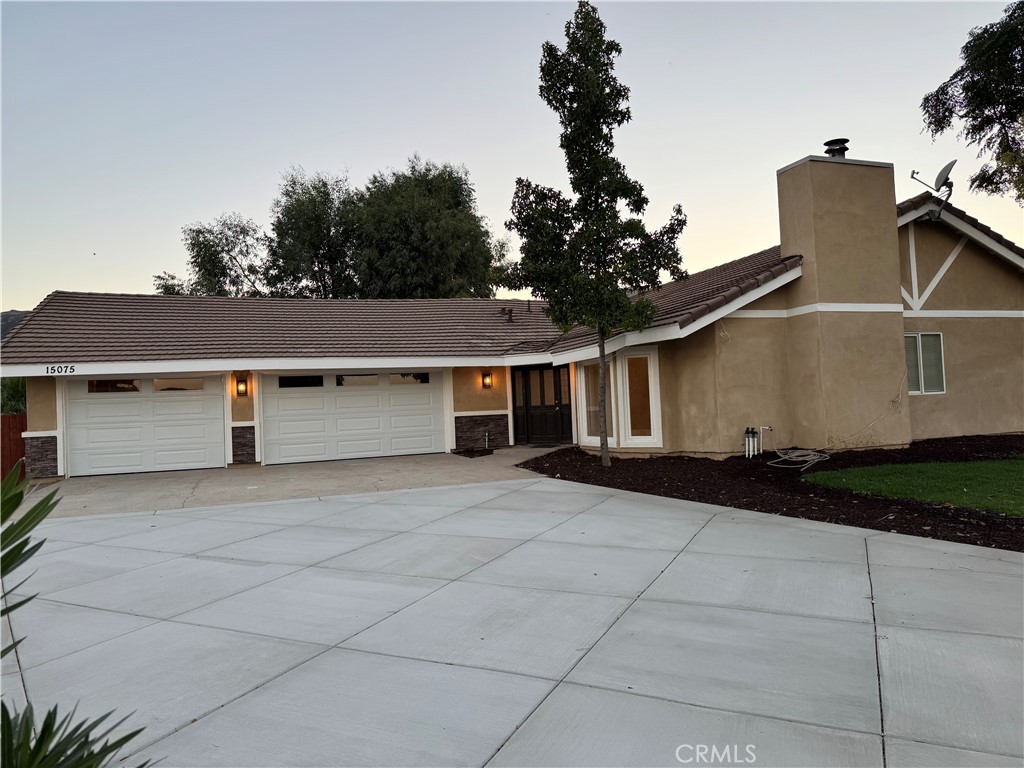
236;376;249;397
481;371;493;389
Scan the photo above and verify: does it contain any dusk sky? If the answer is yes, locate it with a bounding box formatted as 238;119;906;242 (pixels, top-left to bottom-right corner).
3;1;1021;311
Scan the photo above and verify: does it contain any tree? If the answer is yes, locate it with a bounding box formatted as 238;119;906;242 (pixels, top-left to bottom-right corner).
155;213;267;297
353;157;506;299
505;1;687;467
921;2;1024;205
265;169;359;299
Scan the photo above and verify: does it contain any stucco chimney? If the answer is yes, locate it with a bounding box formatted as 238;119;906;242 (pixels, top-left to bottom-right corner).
775;151;912;451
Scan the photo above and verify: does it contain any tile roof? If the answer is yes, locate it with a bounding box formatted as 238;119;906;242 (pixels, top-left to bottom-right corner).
1;248;802;365
897;192;1024;261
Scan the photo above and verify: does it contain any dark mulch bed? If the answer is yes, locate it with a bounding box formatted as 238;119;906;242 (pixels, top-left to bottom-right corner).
453;448;495;459
519;435;1024;551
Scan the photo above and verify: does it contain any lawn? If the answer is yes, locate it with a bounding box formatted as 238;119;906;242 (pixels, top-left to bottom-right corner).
805;456;1024;517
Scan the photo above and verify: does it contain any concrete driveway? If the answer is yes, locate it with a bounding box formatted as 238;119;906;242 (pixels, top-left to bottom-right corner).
27;447;556;518
3;479;1022;767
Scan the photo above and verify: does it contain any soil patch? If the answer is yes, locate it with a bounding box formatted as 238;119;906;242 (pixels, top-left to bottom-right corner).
453;448;495;459
518;435;1024;551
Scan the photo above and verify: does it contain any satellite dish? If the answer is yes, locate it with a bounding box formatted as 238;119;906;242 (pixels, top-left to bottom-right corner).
910;159;957;220
933;159;956;191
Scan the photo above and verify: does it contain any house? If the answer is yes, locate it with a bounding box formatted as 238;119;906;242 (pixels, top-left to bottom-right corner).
3;144;1022;478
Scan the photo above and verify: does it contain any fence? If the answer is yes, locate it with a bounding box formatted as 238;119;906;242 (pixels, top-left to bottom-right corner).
1;413;27;480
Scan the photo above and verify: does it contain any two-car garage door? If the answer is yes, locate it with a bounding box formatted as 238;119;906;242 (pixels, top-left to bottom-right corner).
64;371;446;475
261;372;445;465
66;377;226;476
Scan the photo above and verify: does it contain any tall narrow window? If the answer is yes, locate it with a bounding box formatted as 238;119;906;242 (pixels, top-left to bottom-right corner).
582;363;613;438
905;333;945;394
626;356;652;437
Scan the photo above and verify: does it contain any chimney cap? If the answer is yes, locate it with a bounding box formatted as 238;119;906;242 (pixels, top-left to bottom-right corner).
824;138;850;158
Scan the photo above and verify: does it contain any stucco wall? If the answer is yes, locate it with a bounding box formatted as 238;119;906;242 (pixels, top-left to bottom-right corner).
657;319;793;455
904;317;1024;439
230;371;254;422
26;377;57;431
453;366;508;413
898;217;1024;440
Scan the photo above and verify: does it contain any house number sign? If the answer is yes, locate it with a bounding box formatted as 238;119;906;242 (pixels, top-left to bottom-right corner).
44;365;76;374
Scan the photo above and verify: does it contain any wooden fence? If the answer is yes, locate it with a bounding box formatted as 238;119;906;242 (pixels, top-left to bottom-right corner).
1;413;27;480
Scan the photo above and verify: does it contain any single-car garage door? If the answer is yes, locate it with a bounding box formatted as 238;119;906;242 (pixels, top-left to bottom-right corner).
66;376;226;476
261;371;446;465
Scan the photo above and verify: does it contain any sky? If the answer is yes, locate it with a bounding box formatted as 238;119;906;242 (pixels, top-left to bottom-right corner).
2;1;1021;311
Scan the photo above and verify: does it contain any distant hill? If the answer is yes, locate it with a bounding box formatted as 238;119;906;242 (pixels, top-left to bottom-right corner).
1;310;30;341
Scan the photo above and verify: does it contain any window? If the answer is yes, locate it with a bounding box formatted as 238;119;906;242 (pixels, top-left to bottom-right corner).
619;347;661;446
88;379;140;393
389;372;430;385
336;374;379;387
154;378;204;392
582;362;614;439
279;375;324;388
626;356;652;437
905;333;945;394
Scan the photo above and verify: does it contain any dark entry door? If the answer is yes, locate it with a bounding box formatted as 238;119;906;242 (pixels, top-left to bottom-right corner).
512;365;573;445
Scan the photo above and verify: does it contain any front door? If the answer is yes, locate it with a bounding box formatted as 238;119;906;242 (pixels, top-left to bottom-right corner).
512;365;573;445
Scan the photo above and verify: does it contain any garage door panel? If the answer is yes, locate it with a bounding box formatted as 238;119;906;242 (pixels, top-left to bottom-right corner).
275;397;328;414
153;448;219;468
153;423;215;442
336;416;384;432
391;435;440;453
335;438;386;457
66;376;225;476
388;391;435;408
262;372;445;465
334;393;383;409
74;426;145;446
82;402;147;419
85;452;146;472
277;419;328;437
152;400;213;418
278;442;329;461
390;413;436;430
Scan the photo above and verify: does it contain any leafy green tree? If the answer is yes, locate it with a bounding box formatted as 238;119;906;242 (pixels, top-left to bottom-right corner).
353;157;506;299
505;0;687;467
1;377;26;414
921;2;1024;205
265;169;359;299
155;213;267;297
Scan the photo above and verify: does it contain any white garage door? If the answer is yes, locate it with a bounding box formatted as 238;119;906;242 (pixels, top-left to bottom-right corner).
66;377;226;477
261;372;446;465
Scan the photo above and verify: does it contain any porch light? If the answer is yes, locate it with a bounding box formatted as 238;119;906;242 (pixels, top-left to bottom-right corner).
481;371;493;389
236;377;248;397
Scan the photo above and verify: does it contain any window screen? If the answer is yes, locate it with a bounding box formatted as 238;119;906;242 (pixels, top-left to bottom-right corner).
905;334;944;394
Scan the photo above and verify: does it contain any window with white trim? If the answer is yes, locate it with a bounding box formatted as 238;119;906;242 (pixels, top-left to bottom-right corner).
581;362;614;441
904;333;945;394
618;346;662;447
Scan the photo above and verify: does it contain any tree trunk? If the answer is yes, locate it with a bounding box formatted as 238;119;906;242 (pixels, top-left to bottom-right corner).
597;329;611;468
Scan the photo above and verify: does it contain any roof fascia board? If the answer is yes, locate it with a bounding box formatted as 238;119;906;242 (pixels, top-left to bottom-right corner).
0;353;554;378
898;204;1024;270
550;264;803;365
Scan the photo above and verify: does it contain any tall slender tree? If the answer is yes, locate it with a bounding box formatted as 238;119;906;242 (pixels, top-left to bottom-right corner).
505;0;687;467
